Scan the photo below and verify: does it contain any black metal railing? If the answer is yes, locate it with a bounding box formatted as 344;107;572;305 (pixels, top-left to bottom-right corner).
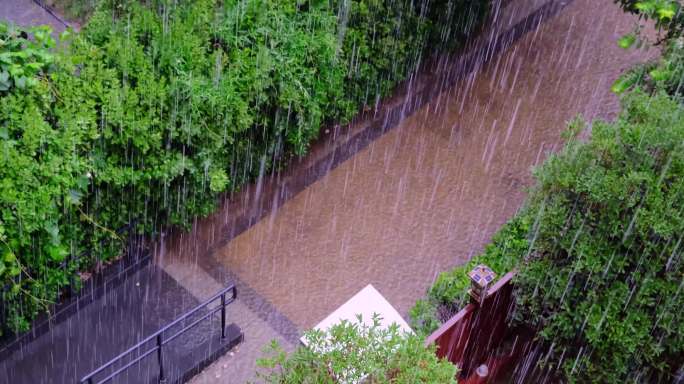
79;284;238;384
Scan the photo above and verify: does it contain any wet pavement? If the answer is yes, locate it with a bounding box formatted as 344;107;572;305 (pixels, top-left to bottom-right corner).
187;0;656;382
0;264;200;383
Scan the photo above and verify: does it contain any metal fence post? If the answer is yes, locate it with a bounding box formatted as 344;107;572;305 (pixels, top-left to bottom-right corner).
220;293;226;340
157;335;166;383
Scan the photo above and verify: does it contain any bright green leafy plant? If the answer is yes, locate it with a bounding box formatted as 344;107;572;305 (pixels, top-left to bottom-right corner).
254;315;458;384
0;23;55;91
0;23;95;332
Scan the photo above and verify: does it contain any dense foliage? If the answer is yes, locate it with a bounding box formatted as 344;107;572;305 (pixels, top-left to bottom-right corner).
0;0;490;335
0;24;92;332
513;91;684;383
254;315;457;383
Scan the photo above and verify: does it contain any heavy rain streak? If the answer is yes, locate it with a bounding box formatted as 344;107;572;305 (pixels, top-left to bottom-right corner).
0;0;682;383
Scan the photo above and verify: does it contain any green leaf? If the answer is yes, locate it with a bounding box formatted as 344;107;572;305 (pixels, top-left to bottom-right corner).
649;68;670;81
209;168;229;193
25;62;44;71
635;1;657;13
76;175;90;189
47;245;67;262
44;222;60;244
59;28;72;42
611;75;638;94
656;3;677;20
3;250;15;264
618;34;636;49
67;189;83;205
14;76;26;89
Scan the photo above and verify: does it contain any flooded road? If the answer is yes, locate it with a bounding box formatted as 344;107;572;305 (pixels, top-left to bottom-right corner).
209;0;655;331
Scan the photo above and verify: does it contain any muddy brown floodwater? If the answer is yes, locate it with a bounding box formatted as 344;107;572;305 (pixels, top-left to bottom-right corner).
211;0;655;330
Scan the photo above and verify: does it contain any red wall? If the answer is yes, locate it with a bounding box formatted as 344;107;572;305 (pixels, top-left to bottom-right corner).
425;271;525;383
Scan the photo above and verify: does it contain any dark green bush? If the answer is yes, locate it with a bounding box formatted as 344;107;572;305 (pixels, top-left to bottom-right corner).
512;91;684;383
73;0;344;236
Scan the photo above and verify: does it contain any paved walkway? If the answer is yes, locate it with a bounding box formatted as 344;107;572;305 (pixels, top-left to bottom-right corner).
158;242;297;384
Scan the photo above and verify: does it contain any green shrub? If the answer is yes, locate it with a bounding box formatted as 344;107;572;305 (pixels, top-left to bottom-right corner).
254;315;458;384
70;0;345;236
331;0;489;119
0;24;95;331
513;91;684;383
